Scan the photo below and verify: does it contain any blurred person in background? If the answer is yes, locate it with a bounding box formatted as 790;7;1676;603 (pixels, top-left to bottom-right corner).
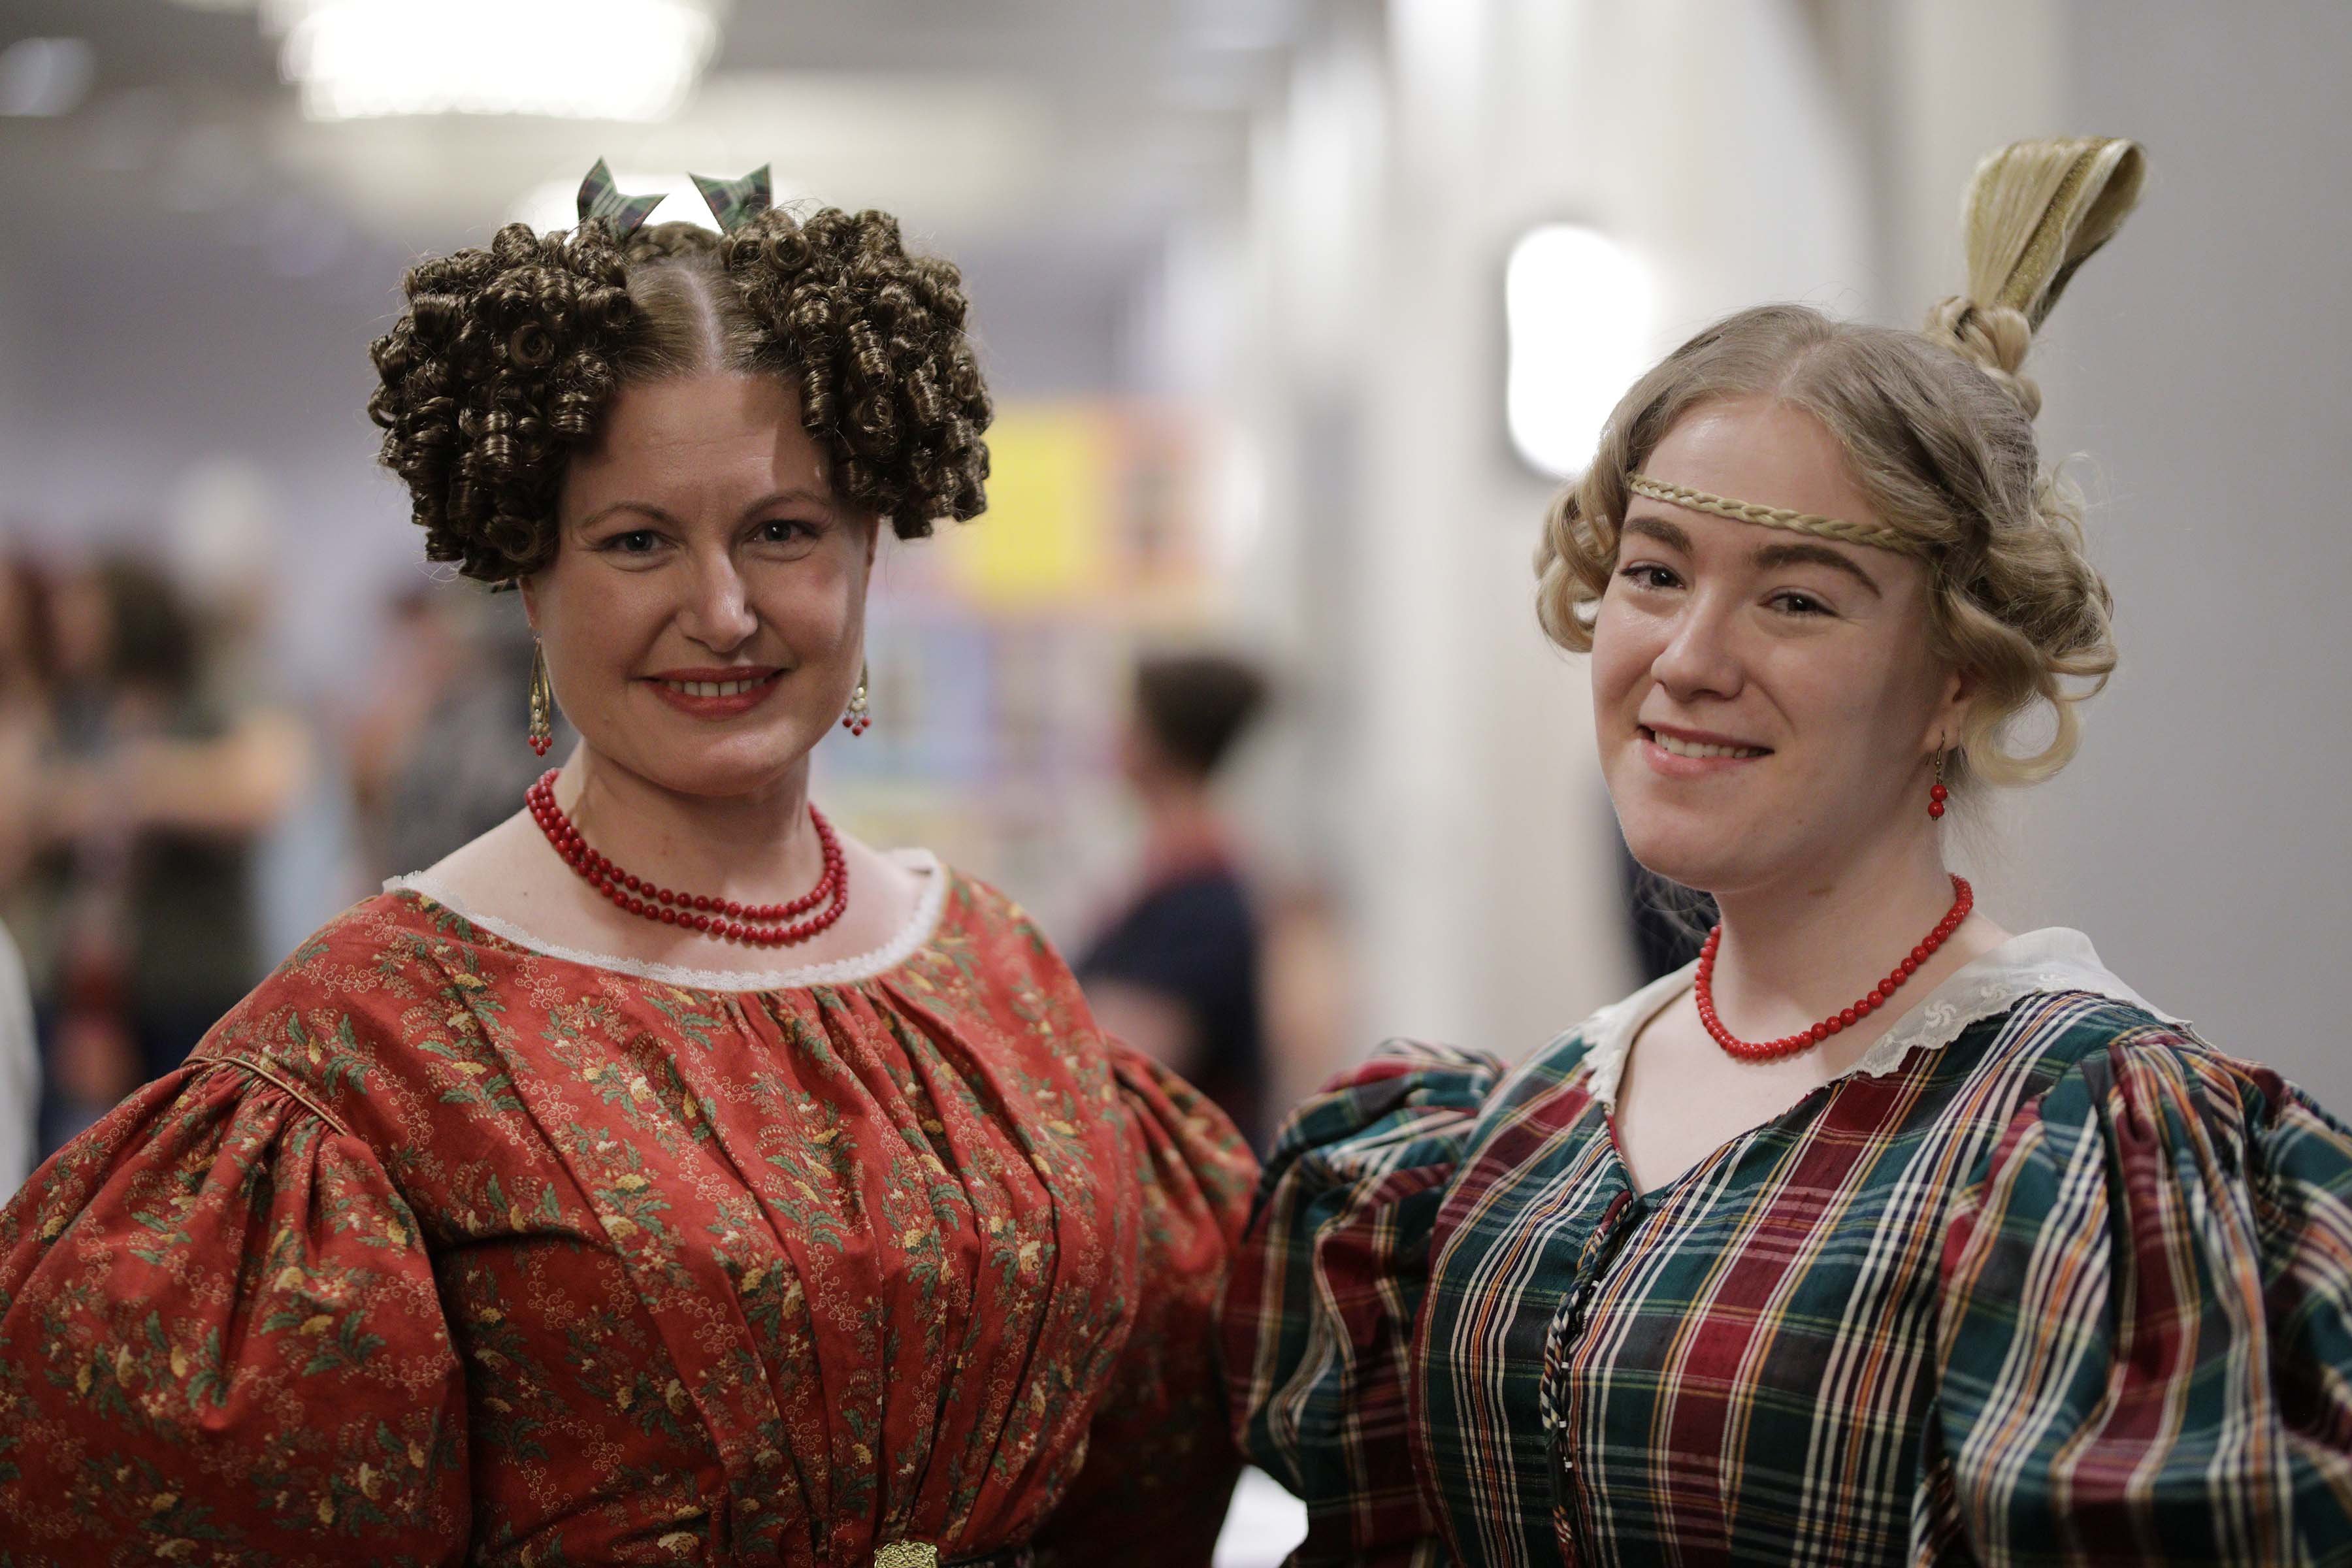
0;169;1252;1564
29;556;306;1145
1078;649;1271;1149
348;583;570;879
164;460;357;966
1226;139;2352;1561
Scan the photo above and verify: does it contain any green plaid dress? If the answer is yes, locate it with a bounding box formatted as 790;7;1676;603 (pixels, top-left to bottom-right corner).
1222;930;2352;1565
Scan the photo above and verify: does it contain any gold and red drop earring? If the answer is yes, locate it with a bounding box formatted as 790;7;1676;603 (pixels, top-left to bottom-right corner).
528;642;555;757
1927;753;1949;819
841;662;871;736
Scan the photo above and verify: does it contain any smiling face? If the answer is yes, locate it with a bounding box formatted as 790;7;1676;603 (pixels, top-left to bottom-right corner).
522;372;877;800
1590;396;1968;895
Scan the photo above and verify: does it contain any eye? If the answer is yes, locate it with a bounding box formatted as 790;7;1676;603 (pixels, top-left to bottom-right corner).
605;529;661;555
1769;589;1832;617
755;519;816;545
1617;563;1682;591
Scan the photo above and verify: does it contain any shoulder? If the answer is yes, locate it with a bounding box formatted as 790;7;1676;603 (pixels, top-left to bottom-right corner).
2080;1019;2345;1145
233;890;479;1004
1259;1005;1612;1187
1972;988;2189;1086
1979;999;2352;1215
926;865;1067;972
883;864;1110;1058
195;890;517;1128
1254;1039;1512;1198
1886;929;2206;1105
1133;870;1254;926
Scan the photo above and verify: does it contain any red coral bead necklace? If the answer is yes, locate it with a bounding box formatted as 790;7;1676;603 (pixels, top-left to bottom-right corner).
525;770;849;947
1694;874;1972;1063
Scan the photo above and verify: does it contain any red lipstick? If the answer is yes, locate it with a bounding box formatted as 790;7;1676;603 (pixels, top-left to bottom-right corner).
644;666;784;720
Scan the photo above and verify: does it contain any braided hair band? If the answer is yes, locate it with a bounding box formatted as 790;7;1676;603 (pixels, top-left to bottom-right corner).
1623;472;1923;556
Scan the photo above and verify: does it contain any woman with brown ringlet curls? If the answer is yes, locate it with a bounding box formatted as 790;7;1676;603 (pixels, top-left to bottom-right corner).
1223;139;2352;1564
0;165;1256;1567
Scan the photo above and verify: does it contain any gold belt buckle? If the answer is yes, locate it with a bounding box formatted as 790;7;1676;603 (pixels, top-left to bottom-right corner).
872;1545;939;1568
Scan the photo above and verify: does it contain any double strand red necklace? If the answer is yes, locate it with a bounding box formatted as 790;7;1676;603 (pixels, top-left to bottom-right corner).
526;770;849;947
1695;874;1972;1062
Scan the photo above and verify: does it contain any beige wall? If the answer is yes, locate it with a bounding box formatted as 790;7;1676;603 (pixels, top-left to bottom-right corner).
2017;0;2352;1100
1866;0;2352;1100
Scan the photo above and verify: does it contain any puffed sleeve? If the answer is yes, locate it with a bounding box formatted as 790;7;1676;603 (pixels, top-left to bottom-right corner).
1219;1041;1503;1568
1918;1026;2352;1564
1033;1047;1258;1568
0;1058;468;1563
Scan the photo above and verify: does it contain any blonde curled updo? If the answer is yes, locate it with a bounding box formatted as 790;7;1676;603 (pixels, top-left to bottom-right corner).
1535;137;2145;788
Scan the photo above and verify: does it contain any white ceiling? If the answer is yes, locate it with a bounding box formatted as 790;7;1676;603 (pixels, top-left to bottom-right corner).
0;0;1296;393
0;0;1288;235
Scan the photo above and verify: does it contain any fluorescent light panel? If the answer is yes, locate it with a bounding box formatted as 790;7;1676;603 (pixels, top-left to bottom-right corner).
272;0;721;122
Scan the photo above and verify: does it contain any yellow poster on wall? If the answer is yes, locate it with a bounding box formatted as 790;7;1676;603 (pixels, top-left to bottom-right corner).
939;404;1113;610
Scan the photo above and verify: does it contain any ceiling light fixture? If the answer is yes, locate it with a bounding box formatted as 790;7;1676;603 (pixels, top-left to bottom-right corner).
267;0;724;122
1504;223;1656;479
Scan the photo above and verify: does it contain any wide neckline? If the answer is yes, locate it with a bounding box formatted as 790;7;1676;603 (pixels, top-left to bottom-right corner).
1580;926;2181;1111
384;849;949;994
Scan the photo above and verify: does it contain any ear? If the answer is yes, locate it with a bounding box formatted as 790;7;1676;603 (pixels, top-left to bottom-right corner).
1927;659;1976;755
864;513;882;570
517;576;541;634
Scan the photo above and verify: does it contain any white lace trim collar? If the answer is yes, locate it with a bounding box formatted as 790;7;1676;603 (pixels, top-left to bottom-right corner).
1581;927;2181;1109
384;849;949;993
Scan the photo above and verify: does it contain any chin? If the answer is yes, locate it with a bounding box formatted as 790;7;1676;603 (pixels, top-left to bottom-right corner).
1614;810;1763;898
614;727;819;798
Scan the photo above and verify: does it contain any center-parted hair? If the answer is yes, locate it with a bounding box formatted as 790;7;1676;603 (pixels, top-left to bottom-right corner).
368;208;993;584
1535;138;2145;788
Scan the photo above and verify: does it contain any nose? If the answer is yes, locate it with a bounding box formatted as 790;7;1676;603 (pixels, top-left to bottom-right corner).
1650;590;1744;706
678;546;759;653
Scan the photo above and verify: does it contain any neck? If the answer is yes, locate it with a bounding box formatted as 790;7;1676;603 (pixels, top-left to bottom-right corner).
551;746;825;900
1139;779;1228;877
1703;826;1986;1043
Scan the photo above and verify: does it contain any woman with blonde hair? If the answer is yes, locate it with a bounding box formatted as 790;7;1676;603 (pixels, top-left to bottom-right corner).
1223;139;2352;1563
0;165;1253;1565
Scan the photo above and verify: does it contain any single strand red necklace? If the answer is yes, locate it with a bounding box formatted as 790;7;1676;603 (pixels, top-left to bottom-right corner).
1695;874;1973;1062
526;770;849;947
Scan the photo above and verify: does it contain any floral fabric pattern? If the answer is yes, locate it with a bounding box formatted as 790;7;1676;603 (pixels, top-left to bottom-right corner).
0;871;1255;1566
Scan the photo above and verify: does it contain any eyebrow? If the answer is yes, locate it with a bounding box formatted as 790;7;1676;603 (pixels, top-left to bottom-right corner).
741;487;835;517
1623;514;1693;553
578;489;836;531
1625;511;1886;598
579;500;680;531
1750;539;1884;597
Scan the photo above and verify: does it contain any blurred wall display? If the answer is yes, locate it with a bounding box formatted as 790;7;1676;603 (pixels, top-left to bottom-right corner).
823;400;1230;945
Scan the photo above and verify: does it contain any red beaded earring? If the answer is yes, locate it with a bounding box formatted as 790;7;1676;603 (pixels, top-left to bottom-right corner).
1927;753;1948;819
841;662;870;736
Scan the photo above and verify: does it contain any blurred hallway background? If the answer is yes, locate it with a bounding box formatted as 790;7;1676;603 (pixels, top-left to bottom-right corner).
3;1;2349;1550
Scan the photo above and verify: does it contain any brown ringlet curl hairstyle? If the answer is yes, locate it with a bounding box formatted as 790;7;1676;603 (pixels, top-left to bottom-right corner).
368;204;993;585
1535;137;2146;789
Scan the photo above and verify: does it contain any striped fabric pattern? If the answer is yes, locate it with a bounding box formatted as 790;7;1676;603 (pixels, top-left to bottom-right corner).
1222;968;2352;1566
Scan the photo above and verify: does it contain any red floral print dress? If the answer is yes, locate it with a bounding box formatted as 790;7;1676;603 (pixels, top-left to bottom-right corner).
0;855;1256;1566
